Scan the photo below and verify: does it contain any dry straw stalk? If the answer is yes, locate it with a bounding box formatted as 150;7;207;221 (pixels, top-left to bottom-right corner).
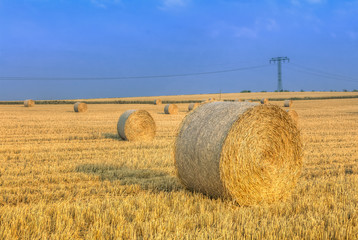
117;109;156;141
188;103;200;111
164;104;179;114
24;99;35;107
284;100;293;107
260;98;269;104
154;99;162;105
74;102;87;113
174;102;302;206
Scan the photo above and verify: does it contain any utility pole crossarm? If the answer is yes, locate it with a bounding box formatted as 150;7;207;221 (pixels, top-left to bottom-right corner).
270;56;290;92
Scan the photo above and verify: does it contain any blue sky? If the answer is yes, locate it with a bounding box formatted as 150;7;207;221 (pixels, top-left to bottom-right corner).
0;0;357;100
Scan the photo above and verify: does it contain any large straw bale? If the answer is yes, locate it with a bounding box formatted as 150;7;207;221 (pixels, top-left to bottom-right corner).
174;102;302;206
154;99;162;105
284;100;293;107
188;103;200;111
286;110;299;123
234;99;243;102
164;104;179;115
260;98;269;104
117;110;156;141
24;99;35;107
74;102;87;113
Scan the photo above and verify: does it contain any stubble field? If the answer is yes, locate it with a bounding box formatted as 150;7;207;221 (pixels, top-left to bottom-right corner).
0;93;357;239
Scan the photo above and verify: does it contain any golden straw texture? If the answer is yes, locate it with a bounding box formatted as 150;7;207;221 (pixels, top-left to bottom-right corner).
174;102;302;206
24;99;35;107
117;109;156;141
164;104;179;114
74;102;87;113
284;100;293;107
188;103;200;111
260;98;269;104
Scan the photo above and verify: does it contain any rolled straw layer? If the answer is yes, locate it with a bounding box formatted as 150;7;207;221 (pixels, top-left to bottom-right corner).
174;102;302;206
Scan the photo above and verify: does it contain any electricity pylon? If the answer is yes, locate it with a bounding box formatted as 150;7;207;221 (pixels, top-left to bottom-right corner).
270;57;289;92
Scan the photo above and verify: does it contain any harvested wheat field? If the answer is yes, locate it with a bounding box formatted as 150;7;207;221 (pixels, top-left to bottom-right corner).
0;94;358;239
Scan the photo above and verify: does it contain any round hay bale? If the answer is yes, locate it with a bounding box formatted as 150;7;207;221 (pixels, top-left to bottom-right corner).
174;102;302;206
154;99;162;105
164;104;179;115
234;99;243;102
188;103;200;111
284;100;292;107
260;98;269;104
24;99;35;107
286;110;299;123
117;110;156;141
74;102;87;113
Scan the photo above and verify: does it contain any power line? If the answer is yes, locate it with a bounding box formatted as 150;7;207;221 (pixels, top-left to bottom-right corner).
0;64;270;81
289;63;358;83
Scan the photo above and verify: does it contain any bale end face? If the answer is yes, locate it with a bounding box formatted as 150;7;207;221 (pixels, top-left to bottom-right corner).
188;103;200;111
260;98;269;104
24;99;35;107
286;110;299;123
284;100;293;107
117;109;156;141
154;99;162;105
164;104;179;114
175;102;302;206
74;102;87;112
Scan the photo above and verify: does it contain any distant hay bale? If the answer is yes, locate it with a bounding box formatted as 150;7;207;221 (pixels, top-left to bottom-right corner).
174;102;302;206
234;99;243;102
117;110;156;141
154;99;162;105
188;103;200;111
287;110;299;123
74;102;87;113
24;99;35;107
164;104;179;114
260;98;269;104
244;99;252;102
284;100;293;107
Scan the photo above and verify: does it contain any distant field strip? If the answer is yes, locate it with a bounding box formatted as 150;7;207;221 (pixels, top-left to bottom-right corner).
1;93;358;105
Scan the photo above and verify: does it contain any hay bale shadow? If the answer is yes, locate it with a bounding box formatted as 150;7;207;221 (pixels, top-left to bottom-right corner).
102;133;123;141
75;163;182;192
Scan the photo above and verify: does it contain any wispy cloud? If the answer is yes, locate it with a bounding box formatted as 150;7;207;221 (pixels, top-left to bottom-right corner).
347;31;358;40
306;0;324;4
234;27;258;38
211;18;279;39
159;0;189;10
291;0;325;6
90;0;121;9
